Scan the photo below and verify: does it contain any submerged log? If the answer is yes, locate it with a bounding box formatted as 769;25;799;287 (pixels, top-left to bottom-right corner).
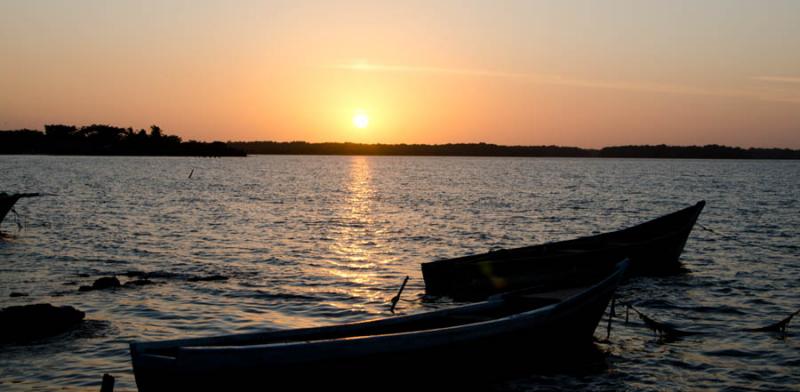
15;193;42;198
124;278;156;287
187;274;228;282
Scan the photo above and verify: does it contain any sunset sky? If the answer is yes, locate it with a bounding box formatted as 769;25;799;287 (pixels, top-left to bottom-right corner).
1;1;799;147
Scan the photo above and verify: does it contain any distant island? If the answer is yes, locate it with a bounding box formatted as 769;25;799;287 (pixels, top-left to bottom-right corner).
0;125;245;157
2;126;799;159
231;141;800;159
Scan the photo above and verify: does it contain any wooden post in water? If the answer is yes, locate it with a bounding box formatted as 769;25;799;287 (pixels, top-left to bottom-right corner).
100;373;114;392
606;297;615;341
390;276;410;314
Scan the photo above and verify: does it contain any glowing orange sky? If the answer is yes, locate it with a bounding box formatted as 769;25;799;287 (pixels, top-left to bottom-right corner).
1;1;799;148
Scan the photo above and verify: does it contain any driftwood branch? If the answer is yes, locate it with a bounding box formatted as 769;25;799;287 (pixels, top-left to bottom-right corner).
627;305;700;338
746;308;800;333
623;304;799;339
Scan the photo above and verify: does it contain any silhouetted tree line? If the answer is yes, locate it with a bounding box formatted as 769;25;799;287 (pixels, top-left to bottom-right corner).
229;141;800;159
0;125;245;156
228;141;592;157
4;129;797;159
598;144;800;159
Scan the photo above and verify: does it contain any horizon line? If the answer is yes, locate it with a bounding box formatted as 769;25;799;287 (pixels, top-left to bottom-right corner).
228;140;800;151
2;127;798;151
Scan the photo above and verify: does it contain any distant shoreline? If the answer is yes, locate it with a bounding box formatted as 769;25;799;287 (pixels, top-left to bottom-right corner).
230;141;800;160
3;125;799;159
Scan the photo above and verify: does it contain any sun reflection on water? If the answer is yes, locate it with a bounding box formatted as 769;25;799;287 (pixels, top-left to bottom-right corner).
323;156;386;305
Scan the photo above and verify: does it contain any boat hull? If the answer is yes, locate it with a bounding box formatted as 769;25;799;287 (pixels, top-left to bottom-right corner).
422;201;705;299
0;195;21;225
131;262;627;391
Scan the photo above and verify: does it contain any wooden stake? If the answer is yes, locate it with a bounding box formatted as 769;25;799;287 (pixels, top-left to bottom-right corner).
389;276;410;314
606;296;615;341
100;373;114;392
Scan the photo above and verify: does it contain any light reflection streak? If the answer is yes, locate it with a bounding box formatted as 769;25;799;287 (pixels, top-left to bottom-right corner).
324;156;385;305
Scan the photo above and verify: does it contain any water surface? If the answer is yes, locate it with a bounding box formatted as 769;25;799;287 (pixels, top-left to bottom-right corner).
1;156;798;391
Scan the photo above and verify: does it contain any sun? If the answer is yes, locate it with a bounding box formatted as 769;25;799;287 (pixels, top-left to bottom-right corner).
352;112;369;129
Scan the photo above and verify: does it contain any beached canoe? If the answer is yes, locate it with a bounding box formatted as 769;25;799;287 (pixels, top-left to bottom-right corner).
422;201;705;299
130;260;628;391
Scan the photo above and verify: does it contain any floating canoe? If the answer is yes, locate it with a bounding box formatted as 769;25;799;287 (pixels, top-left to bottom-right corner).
422;201;705;299
130;261;628;391
0;193;41;225
0;194;20;224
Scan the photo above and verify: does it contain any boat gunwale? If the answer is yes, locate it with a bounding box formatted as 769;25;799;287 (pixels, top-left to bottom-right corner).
421;201;705;269
132;260;628;359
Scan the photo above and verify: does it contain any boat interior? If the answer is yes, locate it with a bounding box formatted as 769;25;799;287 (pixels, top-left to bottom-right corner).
136;287;582;357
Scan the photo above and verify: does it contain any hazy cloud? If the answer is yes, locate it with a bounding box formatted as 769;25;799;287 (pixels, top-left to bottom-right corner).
330;63;800;104
753;76;800;84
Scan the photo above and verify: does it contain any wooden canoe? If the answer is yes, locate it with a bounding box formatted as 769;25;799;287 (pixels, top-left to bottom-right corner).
130;260;629;391
422;201;705;299
0;193;40;226
0;193;22;225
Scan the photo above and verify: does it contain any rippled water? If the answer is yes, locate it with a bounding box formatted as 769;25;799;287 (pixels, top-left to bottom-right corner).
0;155;798;391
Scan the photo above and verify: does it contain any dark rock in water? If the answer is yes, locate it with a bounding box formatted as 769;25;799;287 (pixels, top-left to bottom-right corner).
77;273;91;278
9;292;28;297
63;281;78;286
79;276;121;292
187;274;228;282
124;278;156;287
0;303;85;343
91;276;121;289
